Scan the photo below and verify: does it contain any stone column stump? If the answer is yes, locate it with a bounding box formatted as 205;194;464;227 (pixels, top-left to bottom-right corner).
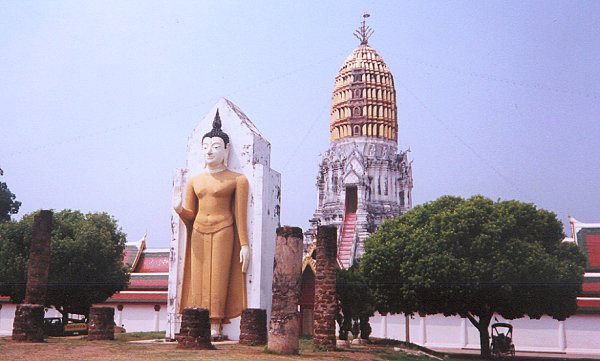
176;307;214;349
12;304;45;342
88;307;115;340
313;225;338;351
267;226;303;354
239;308;267;345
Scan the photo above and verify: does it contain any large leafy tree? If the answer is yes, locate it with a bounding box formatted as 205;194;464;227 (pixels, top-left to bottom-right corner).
0;210;130;322
0;168;21;223
361;195;585;358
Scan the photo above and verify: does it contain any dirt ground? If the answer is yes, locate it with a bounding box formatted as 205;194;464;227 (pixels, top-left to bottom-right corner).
0;336;443;361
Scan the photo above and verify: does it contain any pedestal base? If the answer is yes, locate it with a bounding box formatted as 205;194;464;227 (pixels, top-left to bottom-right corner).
12;304;45;342
176;307;214;350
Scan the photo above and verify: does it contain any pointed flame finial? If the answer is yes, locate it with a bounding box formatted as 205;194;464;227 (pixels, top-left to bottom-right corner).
213;109;222;130
354;12;374;45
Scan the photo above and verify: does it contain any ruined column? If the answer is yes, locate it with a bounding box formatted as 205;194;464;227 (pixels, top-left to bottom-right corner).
313;225;337;351
88;307;115;340
12;210;53;342
240;308;267;345
267;226;303;354
25;210;53;304
176;307;214;349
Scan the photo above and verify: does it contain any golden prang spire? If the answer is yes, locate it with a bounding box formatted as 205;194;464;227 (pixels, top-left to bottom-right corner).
354;12;374;45
330;12;398;143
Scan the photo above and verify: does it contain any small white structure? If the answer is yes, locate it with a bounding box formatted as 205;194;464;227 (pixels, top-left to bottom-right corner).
167;98;281;340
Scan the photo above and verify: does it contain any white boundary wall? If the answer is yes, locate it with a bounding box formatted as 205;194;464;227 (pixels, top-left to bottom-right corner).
370;312;600;355
1;303;170;335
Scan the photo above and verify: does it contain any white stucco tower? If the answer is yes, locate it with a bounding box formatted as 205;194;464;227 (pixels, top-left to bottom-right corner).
307;15;413;268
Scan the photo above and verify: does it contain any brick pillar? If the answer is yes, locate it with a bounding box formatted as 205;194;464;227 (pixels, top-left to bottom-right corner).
12;210;53;342
313;225;337;351
267;226;303;354
24;210;53;305
176;307;214;349
239;308;267;345
88;307;115;341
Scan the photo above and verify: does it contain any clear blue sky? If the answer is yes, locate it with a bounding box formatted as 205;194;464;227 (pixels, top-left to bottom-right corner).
2;1;599;248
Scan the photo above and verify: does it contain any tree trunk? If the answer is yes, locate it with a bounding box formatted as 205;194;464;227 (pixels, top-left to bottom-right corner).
467;311;493;359
478;315;491;359
61;308;69;326
359;315;372;340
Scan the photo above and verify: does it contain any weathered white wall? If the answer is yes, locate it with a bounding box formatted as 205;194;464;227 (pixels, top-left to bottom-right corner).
1;303;171;336
112;304;168;333
0;303;17;335
370;312;600;355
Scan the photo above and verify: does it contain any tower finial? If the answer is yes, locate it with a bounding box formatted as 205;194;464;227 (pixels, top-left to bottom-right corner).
354;12;374;45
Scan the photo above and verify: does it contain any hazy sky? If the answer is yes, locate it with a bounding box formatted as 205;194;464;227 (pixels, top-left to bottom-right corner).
2;1;599;249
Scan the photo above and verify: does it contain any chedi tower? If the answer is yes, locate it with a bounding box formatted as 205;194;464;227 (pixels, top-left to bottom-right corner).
308;14;413;268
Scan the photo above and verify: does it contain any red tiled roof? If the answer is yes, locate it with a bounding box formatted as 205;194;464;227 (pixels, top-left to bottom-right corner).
128;274;168;291
135;252;169;273
123;243;144;269
582;279;600;296
585;234;600;267
106;292;167;304
576;228;600;272
577;298;600;313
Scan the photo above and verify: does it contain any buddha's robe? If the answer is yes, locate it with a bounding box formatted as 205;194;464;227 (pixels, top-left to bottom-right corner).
178;169;249;321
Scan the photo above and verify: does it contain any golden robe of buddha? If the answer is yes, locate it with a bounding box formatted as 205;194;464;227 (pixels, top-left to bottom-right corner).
174;111;249;333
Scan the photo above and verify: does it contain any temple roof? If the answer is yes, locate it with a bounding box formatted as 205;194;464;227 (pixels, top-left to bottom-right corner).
104;235;169;305
570;217;600;313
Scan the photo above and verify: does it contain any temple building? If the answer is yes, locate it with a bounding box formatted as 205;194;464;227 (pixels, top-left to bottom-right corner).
305;14;413;269
299;14;413;336
0;235;170;335
97;235;169;332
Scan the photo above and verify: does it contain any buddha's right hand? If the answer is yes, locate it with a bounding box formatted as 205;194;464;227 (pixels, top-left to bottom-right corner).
172;185;183;213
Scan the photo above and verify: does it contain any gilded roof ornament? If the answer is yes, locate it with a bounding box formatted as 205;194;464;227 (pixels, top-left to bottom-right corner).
354;12;374;45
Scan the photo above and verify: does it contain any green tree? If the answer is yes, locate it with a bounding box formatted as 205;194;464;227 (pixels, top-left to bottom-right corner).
0;210;130;322
361;195;585;358
0;168;21;223
336;265;375;341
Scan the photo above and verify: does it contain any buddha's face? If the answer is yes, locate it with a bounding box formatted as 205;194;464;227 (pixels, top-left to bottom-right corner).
202;136;228;168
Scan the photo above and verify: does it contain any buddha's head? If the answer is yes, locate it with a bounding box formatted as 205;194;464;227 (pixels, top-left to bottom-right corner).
202;110;230;169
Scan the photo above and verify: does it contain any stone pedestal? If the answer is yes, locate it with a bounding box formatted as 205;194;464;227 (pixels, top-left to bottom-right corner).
313;225;337;351
88;307;115;341
267;226;303;354
12;304;45;342
176;307;214;349
239;308;267;345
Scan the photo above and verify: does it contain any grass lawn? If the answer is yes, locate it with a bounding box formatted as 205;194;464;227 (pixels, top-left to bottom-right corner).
3;332;596;361
0;332;467;361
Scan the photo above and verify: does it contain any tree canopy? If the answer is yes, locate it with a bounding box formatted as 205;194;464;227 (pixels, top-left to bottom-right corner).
360;195;585;358
0;210;130;320
0;168;21;223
